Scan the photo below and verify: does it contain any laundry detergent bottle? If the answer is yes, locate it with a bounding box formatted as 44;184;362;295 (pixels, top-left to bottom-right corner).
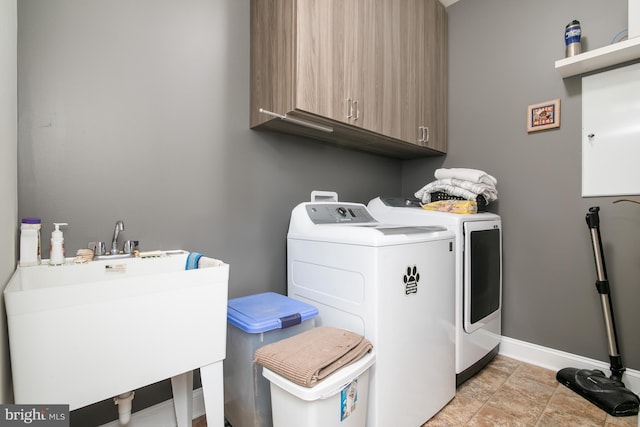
19;217;42;266
49;222;68;266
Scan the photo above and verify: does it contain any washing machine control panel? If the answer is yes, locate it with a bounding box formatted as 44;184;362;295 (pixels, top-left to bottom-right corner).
305;203;377;224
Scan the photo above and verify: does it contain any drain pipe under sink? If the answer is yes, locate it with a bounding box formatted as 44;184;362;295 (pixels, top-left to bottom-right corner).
113;391;135;425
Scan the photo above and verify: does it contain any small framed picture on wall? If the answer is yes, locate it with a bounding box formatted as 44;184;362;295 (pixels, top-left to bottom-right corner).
527;99;560;132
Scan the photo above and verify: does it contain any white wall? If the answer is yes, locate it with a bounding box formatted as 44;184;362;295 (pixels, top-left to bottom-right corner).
0;0;17;404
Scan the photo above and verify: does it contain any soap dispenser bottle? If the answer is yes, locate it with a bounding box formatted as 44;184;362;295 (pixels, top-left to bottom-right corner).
49;222;68;266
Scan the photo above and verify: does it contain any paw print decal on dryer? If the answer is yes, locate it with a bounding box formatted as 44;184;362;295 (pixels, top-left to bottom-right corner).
403;265;420;295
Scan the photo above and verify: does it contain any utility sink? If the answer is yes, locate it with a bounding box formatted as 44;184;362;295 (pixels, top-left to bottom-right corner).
4;250;229;420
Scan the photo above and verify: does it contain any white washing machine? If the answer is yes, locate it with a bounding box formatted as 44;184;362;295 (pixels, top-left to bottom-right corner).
287;194;456;426
368;196;502;386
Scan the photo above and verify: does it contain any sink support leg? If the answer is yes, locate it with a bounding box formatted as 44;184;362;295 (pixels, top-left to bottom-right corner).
171;370;193;427
200;361;224;427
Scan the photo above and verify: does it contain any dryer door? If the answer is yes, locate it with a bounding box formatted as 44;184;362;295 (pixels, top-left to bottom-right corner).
463;219;502;333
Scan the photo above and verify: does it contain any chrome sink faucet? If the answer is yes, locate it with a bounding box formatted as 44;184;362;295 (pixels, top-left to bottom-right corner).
88;220;137;259
111;220;125;255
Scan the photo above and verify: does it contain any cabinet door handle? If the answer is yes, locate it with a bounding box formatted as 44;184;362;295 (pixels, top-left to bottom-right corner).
417;126;430;144
346;98;353;119
353;100;359;121
259;108;334;133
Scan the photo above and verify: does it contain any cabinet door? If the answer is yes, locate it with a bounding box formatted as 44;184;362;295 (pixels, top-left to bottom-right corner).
344;0;379;129
250;0;297;127
296;0;347;124
375;0;447;150
378;0;420;142
417;0;447;152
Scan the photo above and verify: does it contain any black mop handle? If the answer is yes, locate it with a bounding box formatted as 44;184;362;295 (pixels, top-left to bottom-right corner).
586;206;625;381
586;208;608;282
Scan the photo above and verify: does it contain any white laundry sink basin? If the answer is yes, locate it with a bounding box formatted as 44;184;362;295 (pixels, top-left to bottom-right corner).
4;250;229;411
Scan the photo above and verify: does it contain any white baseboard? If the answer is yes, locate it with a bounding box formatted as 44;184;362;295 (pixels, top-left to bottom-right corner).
98;387;206;427
98;337;640;427
499;336;640;395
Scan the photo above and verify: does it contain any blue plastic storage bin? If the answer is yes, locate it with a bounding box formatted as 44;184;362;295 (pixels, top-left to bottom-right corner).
224;292;318;427
227;291;318;333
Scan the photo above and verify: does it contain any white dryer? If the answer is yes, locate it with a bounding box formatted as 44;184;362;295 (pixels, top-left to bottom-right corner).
287;196;456;426
368;196;502;386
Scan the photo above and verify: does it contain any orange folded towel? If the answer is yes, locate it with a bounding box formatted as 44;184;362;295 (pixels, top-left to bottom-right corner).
422;200;478;214
254;326;373;388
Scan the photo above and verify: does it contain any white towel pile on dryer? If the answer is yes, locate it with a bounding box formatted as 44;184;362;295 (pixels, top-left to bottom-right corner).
414;167;498;205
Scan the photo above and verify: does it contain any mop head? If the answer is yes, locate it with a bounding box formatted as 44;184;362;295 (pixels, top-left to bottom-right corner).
556;367;640;416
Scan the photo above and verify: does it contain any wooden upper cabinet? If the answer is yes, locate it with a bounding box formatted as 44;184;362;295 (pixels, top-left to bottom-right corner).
250;0;447;159
420;0;448;153
344;0;379;131
295;0;346;123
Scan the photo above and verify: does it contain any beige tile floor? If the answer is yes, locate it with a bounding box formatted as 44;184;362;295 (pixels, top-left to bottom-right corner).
424;355;638;427
194;354;639;427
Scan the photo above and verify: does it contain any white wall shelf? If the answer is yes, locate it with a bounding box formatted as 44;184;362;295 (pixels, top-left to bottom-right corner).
555;37;640;78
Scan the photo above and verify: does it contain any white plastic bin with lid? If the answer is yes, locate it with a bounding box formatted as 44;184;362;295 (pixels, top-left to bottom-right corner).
224;292;318;427
262;350;375;427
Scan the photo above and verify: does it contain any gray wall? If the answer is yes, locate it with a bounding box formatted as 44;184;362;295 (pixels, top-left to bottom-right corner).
14;0;640;424
0;0;17;405
405;0;640;371
17;0;401;295
16;0;400;423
